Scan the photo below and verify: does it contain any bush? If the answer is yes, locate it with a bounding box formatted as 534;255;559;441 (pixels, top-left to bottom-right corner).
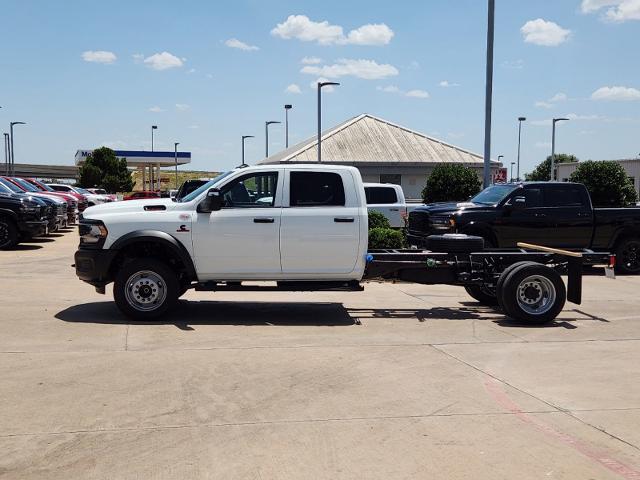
368;210;391;229
526;154;577;181
422;164;481;204
368;227;405;249
569;160;638;207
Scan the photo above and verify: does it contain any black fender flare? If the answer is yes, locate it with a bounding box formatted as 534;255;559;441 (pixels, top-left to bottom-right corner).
110;230;197;280
0;208;19;224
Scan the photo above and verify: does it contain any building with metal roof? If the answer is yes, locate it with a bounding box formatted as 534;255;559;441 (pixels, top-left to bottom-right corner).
259;113;503;200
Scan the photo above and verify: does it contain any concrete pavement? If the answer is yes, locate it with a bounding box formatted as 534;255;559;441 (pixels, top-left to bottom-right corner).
1;229;639;479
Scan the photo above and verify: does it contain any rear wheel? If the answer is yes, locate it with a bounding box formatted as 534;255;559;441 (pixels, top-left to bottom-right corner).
500;263;566;325
616;238;640;274
464;284;498;306
114;258;178;320
0;218;19;250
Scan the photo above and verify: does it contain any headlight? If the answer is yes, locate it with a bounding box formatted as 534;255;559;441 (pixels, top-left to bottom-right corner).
20;201;40;215
79;221;108;244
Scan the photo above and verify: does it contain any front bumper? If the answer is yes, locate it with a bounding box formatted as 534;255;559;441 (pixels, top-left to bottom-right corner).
75;248;118;287
20;220;48;238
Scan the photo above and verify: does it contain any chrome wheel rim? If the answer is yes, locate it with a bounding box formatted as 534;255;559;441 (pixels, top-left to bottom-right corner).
620;241;640;271
516;275;556;315
124;270;167;312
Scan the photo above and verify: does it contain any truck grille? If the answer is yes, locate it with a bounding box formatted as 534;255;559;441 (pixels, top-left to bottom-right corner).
408;210;430;234
57;204;66;216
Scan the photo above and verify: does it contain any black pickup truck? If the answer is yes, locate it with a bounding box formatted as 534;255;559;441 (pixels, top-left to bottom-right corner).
0;192;49;249
407;182;640;273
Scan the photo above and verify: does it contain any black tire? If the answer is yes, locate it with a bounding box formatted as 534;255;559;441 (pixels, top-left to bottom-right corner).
615;238;640;274
114;258;179;320
0;218;19;250
426;234;485;253
500;263;566;325
464;285;499;306
495;261;537;311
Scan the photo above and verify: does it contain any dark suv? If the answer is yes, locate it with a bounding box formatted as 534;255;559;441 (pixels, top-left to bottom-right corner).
0;192;49;249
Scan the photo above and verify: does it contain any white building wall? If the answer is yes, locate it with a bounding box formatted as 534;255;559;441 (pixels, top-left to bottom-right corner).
557;160;640;195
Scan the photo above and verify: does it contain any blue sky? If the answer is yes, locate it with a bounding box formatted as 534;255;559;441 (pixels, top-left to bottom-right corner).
1;0;639;174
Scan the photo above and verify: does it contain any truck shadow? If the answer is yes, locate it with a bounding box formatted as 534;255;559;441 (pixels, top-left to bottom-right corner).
55;300;356;328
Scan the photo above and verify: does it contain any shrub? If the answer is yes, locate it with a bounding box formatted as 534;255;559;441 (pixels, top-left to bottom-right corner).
368;210;391;230
368;227;405;249
422;164;481;204
569;160;638;207
526;154;578;181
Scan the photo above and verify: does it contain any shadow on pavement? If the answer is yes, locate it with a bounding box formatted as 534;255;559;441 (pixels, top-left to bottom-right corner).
56;300;356;328
7;244;43;251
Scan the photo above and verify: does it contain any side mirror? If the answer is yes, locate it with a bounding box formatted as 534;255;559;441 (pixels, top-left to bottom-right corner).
197;188;222;213
511;196;526;210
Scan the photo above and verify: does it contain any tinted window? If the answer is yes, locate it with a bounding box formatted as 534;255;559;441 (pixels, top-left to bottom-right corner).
365;186;398;204
290;172;345;207
472;185;518;205
544;186;586;207
221;172;278;208
523;187;543;208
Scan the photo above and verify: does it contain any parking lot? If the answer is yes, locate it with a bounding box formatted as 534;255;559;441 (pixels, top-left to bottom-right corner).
1;228;640;479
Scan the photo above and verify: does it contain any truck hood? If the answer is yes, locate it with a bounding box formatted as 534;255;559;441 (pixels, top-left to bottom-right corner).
83;198;177;217
413;201;492;214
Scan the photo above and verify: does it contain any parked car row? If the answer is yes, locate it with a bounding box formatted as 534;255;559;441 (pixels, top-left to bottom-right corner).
0;177;114;250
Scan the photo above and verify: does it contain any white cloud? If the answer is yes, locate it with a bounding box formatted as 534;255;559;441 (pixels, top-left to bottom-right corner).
82;50;117;64
535;92;567;108
535;101;554;109
377;85;400;93
531;113;601;126
309;77;335;92
143;52;184;70
550;92;568;102
581;0;640;21
148;106;164;113
224;38;259;51
439;80;460;88
566;113;600;120
187;68;196;74
406;89;430;99
591;85;640;101
301;56;322;64
175;103;190;111
520;19;571;46
285;83;302;94
271;15;394;46
301;58;398;80
343;23;394;45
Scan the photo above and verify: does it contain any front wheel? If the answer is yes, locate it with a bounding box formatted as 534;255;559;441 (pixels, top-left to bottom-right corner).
0;218;19;250
464;285;498;306
114;258;178;320
616;238;640;274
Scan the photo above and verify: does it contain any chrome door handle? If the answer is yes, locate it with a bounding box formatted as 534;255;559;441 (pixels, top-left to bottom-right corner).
534;213;546;217
253;217;275;223
334;217;355;223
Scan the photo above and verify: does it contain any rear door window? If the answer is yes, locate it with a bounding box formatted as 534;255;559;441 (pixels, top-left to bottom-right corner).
365;186;398;204
290;172;345;207
543;186;587;207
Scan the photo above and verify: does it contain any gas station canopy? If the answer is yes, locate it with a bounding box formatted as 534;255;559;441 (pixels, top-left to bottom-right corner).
75;149;191;167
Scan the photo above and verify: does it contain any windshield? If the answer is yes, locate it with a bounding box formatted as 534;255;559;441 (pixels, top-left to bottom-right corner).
32;179;53;191
74;187;92;195
179;171;233;202
0;178;24;193
11;178;39;192
471;184;518;205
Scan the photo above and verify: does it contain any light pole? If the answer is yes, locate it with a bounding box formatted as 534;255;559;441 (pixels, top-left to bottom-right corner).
317;81;340;162
241;135;254;167
482;0;495;188
151;125;158;152
3;133;9;176
284;104;292;148
265;121;281;158
510;162;516;182
9;121;26;176
174;142;180;189
551;118;569;181
516;117;526;181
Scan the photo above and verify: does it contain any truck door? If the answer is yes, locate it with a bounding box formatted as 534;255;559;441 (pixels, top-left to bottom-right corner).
365;186;404;228
496;186;549;246
541;185;593;248
280;170;360;275
191;170;283;279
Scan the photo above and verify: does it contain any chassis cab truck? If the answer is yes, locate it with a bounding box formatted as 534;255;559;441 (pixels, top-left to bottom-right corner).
75;165;369;319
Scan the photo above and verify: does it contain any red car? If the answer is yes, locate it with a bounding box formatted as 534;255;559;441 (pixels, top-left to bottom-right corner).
123;191;161;201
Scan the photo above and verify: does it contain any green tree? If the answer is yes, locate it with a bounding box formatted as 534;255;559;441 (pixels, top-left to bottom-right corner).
525;154;578;181
422;164;481;204
368;210;391;229
78;147;134;193
569;160;638;207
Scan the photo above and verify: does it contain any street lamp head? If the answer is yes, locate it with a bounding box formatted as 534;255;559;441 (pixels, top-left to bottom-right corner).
10;121;26;127
553;117;569;123
242;135;254;140
518;117;526;122
266;121;281;126
174;142;179;147
284;104;292;110
511;161;515;166
152;125;158;129
319;81;340;88
498;155;504;160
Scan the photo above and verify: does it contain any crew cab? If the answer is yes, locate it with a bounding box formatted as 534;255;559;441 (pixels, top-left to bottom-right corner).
407;182;640;273
76;165;368;318
364;183;421;228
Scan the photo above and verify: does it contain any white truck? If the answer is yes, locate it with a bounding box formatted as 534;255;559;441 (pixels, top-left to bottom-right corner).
364;183;421;228
74;164;613;324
